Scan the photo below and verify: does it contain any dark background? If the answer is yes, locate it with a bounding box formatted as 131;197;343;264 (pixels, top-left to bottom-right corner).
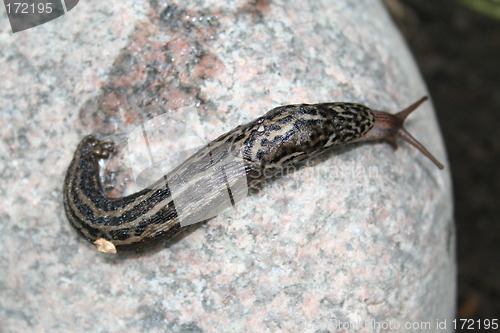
385;0;500;328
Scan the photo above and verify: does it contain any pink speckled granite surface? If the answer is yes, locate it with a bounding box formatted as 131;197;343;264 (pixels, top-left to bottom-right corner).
0;0;454;332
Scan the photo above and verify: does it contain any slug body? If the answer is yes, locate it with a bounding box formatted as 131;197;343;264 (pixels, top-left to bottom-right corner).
63;97;443;252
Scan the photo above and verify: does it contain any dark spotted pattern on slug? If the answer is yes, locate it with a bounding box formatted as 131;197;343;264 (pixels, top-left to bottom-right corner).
63;96;443;252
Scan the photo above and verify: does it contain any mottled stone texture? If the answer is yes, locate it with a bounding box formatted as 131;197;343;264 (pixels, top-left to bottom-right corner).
0;0;454;332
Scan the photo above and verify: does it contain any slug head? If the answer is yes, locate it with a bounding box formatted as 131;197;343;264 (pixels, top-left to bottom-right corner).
359;96;444;169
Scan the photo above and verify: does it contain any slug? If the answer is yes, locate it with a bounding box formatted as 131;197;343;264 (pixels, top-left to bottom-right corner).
63;96;443;253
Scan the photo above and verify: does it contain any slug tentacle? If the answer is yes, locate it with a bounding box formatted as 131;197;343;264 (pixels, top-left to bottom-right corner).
355;96;444;169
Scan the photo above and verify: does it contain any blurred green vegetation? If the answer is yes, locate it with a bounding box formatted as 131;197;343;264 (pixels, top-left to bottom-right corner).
458;0;500;19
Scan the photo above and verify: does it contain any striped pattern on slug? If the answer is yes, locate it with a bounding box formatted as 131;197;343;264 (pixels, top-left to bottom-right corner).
63;102;375;252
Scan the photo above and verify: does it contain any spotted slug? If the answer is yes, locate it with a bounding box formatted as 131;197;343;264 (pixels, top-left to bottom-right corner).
63;96;443;253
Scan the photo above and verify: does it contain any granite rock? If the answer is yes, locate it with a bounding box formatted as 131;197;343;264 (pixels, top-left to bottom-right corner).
0;0;455;332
